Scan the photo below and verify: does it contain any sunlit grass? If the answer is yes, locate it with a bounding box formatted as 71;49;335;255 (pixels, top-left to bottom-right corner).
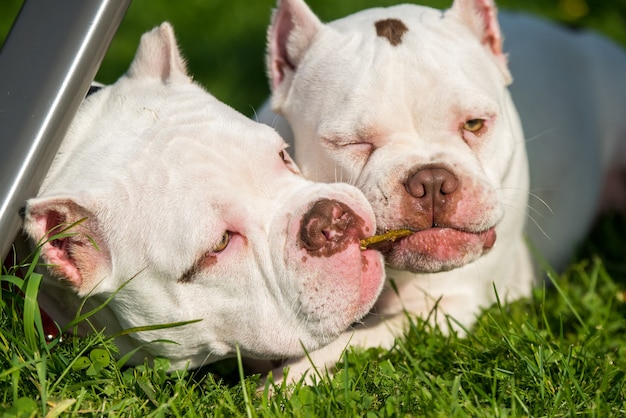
1;0;625;415
1;216;625;416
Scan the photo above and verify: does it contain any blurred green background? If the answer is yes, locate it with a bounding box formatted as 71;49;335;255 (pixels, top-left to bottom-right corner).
1;0;626;117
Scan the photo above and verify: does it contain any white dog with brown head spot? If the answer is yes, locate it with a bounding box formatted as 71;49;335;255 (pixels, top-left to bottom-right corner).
22;23;385;371
258;0;626;381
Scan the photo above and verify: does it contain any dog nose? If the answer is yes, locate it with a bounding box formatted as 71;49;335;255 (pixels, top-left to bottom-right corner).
299;199;359;256
405;167;458;212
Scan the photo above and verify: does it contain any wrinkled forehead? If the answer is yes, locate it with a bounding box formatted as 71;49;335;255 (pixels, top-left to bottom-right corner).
325;5;500;84
90;82;292;257
329;4;443;33
305;7;503;134
144;103;284;169
91;79;286;175
70;79;293;213
132;93;290;196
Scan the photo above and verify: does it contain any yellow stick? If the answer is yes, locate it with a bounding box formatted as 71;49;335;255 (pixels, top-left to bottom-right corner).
360;229;413;250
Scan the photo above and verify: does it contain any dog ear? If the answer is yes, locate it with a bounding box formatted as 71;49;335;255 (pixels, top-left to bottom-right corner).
266;0;323;104
23;197;111;297
127;22;190;83
449;0;512;84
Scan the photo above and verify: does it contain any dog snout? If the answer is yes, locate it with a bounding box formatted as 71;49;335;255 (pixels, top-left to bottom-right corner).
405;167;459;221
299;199;361;256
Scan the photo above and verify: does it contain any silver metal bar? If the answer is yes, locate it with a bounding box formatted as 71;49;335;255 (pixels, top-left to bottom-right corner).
0;0;131;258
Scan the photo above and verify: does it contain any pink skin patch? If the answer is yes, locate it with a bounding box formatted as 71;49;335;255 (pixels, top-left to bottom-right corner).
42;239;83;286
358;249;384;305
301;242;383;328
294;199;384;330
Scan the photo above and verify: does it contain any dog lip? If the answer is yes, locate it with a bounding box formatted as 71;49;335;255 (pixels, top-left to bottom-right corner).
482;228;497;250
379;225;494;236
380;226;499;272
378;226;496;253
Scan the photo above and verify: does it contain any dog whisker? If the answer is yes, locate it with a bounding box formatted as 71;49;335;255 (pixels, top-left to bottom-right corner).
524;202;549;220
524;211;553;242
522;126;559;144
526;190;555;214
250;105;259;123
498;186;554;217
498;193;553;242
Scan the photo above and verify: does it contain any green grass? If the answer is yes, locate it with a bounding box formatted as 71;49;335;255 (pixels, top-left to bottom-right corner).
1;0;626;416
2;226;625;416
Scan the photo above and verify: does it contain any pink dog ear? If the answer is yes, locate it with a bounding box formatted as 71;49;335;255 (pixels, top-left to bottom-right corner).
23;198;111;296
127;22;190;83
267;0;323;94
449;0;512;84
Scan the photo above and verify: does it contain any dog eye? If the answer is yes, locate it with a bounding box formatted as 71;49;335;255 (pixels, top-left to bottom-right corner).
279;149;301;174
213;232;230;253
463;119;485;133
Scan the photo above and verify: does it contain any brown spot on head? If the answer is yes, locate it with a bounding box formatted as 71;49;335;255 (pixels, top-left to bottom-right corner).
375;18;408;46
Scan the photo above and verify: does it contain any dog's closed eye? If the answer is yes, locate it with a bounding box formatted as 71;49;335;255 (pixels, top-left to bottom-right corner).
320;136;375;157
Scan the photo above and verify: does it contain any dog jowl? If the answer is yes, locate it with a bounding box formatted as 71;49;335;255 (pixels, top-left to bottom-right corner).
22;23;385;371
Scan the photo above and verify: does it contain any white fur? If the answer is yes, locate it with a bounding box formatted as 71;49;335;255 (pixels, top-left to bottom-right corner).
23;23;386;370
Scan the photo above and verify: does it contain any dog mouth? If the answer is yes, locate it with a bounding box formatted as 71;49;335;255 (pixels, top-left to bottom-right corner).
371;226;497;272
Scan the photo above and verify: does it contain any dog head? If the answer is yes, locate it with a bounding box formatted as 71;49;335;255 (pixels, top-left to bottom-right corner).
266;0;529;273
23;23;385;369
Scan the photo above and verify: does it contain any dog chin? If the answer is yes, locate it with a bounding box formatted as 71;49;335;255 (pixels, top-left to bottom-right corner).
381;227;496;272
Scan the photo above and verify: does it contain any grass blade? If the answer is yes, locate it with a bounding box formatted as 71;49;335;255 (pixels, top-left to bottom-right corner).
22;272;43;351
236;344;254;418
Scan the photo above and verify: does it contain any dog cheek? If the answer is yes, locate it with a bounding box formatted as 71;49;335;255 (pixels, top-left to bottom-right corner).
449;183;502;229
299;253;367;318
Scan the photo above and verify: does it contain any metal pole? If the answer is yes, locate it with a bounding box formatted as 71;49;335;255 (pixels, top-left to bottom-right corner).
0;0;131;259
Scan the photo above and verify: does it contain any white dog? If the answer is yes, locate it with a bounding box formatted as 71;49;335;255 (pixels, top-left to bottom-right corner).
22;23;386;371
258;0;626;380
